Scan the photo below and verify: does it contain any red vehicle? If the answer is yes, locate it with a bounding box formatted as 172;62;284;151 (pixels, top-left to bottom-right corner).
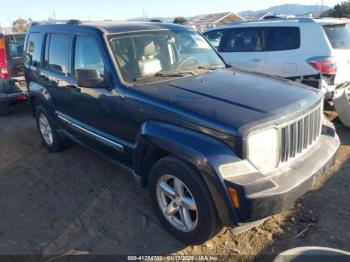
0;33;27;115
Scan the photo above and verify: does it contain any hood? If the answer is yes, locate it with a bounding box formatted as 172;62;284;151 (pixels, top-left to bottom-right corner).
133;68;322;133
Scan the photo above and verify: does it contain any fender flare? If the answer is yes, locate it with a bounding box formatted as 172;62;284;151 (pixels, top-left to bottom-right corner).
134;121;241;225
27;82;54;116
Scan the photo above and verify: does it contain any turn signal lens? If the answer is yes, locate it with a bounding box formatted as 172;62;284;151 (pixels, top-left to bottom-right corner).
228;187;240;209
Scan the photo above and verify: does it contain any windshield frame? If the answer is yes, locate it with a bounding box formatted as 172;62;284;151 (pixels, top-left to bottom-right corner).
107;29;228;86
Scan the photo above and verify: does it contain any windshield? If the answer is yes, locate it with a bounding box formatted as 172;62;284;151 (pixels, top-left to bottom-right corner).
109;30;225;83
323;24;350;50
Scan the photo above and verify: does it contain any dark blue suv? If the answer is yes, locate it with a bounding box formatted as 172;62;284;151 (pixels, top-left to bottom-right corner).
24;21;340;244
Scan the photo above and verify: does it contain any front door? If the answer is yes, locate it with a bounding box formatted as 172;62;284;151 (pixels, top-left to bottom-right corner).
64;33;130;164
219;27;267;73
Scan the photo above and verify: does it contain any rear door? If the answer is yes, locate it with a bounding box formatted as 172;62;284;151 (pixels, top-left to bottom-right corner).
323;23;350;85
39;32;76;117
219;27;267;73
263;27;301;78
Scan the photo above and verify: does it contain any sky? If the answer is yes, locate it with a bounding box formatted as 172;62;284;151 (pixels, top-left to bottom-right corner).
0;0;345;27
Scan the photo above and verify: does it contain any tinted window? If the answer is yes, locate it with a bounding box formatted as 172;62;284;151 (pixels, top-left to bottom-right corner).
222;28;264;52
267;27;300;51
323;24;350;50
25;33;42;66
5;34;25;58
204;30;225;49
74;36;105;77
46;34;69;74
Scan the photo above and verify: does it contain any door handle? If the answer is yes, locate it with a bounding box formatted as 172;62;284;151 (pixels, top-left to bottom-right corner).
67;85;81;92
250;59;261;62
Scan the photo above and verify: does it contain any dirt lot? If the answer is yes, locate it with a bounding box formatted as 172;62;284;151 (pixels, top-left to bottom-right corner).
0;104;349;260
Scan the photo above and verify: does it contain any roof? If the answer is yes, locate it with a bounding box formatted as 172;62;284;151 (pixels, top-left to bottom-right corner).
30;21;194;35
190;12;245;25
207;17;350;30
0;32;25;37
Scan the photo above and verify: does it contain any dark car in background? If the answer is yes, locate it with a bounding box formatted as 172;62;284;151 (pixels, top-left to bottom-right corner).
0;33;27;115
24;21;339;244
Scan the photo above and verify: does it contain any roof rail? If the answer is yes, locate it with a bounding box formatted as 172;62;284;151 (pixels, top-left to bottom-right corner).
67;19;82;25
231;17;315;25
29;20;83;27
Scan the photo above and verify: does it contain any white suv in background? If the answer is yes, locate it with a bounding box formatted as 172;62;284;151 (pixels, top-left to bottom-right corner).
203;18;350;98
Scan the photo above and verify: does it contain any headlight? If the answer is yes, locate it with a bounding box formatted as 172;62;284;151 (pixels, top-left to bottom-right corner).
247;128;279;171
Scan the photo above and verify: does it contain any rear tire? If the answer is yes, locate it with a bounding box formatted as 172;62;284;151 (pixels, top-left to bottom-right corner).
35;105;69;152
149;156;221;244
0;101;10;116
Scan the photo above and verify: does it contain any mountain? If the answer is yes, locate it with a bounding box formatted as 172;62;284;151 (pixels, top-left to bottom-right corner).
239;4;331;19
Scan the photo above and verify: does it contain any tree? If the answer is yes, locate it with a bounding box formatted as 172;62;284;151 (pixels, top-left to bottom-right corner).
173;17;189;24
321;0;350;18
12;18;32;33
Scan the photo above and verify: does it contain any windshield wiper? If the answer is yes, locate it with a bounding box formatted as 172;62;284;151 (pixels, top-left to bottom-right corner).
197;65;226;71
155;70;196;77
133;70;196;82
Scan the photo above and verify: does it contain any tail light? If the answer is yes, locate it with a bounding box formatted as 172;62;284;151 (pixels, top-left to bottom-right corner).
307;56;337;76
0;37;9;79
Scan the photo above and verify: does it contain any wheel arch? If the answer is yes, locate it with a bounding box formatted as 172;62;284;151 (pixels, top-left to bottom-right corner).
28;82;53;117
134;121;240;225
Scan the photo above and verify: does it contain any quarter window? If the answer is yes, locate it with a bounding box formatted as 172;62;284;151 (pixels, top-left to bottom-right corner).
74;35;105;77
25;33;42;66
222;28;264;52
45;34;69;74
267;27;300;51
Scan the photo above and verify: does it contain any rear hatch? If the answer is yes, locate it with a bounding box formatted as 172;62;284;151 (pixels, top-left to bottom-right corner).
323;23;350;85
4;34;25;78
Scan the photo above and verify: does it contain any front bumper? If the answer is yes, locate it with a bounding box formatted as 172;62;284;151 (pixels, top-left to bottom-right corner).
225;119;340;223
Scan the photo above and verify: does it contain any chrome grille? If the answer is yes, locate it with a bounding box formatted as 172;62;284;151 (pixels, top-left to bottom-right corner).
280;103;323;163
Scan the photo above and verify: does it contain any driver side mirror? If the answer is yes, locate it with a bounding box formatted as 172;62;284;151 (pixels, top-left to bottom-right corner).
76;69;104;88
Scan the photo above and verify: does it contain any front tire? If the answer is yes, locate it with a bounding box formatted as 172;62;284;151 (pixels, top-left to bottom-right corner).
149;156;221;244
35;105;68;152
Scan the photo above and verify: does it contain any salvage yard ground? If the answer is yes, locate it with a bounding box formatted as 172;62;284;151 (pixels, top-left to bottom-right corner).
0;104;349;259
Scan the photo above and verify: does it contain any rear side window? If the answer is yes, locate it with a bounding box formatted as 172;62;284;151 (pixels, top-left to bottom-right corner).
203;30;225;49
25;33;42;67
222;28;264;52
74;35;105;77
45;34;69;74
266;27;300;51
323;24;350;50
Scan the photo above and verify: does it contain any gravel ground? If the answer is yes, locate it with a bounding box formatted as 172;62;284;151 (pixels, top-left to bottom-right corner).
0;104;349;260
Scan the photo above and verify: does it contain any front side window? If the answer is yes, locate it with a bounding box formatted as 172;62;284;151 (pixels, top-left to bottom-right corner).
46;34;69;74
25;33;42;66
109;30;225;83
74;35;105;77
266;27;300;51
222;28;264;52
